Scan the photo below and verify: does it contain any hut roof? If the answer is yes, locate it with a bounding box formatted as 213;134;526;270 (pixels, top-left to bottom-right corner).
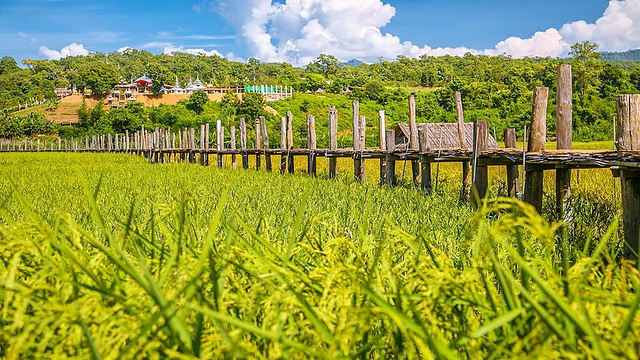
395;123;499;150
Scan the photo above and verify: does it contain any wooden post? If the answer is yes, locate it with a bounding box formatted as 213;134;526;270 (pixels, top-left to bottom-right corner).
616;94;640;260
352;101;362;181
419;125;432;193
472;120;489;207
328;106;338;179
353;114;366;181
307;115;317;176
260;116;271;172
385;130;396;185
216;120;223;169
188;128;195;163
379;110;387;184
231;125;237;170
240;118;248;169
287;111;294;174
524;87;549;213
255;118;261;170
408;93;420;184
504;128;520;197
199;124;205;165
556;65;573;221
280;117;287;174
205;123;210;166
455;91;471;201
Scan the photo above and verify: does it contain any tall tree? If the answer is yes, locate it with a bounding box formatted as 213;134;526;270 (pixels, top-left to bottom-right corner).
185;90;209;115
78;63;118;96
569;41;603;98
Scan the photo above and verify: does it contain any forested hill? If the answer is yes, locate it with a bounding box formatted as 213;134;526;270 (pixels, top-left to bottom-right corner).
2;42;640;142
601;49;640;61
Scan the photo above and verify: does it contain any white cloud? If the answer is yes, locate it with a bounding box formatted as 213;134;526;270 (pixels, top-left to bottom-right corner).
486;29;567;58
560;0;640;52
117;46;132;53
163;44;224;57
209;0;640;65
39;43;89;60
18;31;38;44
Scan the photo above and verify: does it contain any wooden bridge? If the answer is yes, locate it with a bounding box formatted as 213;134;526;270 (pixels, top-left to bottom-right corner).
1;65;639;260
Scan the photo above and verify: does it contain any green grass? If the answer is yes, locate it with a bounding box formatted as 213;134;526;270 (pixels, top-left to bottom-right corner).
0;153;638;358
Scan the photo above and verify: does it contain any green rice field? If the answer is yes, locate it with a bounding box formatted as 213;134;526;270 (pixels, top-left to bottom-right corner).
0;152;638;359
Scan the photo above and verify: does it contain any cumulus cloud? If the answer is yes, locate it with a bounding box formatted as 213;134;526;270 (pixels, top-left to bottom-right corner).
161;43;244;61
39;43;89;60
209;0;640;65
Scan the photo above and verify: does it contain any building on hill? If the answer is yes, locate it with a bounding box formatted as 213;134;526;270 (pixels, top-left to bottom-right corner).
394;123;499;150
134;76;153;93
244;85;293;102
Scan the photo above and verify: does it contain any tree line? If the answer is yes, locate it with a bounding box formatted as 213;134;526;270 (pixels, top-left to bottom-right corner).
1;41;640;142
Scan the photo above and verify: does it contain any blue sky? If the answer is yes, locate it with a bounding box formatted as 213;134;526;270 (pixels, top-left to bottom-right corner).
0;0;635;65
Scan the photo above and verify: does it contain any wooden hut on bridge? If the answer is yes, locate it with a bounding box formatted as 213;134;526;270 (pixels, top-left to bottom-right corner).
394;123;499;150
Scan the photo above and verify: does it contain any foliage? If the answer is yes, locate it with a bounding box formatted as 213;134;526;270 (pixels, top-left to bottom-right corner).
237;92;267;121
0;112;57;138
78;62;119;96
2;44;640;142
0;153;636;358
107;102;148;133
185;90;209;115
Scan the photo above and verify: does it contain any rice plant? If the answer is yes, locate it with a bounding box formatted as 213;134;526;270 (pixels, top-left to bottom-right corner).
0;153;637;359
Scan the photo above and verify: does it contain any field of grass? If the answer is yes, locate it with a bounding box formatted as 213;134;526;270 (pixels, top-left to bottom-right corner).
0;152;638;358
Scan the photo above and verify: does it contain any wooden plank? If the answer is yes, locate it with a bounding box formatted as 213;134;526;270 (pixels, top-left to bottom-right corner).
408;93;420;184
455;91;466;148
329;106;338;179
419;126;432;193
524;86;549;213
307;115;317;176
260;116;272;172
504;128;520;197
240;118;248;169
287;110;295;174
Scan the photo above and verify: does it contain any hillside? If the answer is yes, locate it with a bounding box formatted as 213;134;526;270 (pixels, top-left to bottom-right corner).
601;48;640;61
15;93;259;125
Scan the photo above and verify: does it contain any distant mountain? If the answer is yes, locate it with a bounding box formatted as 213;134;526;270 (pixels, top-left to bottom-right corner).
601;49;640;61
342;59;364;67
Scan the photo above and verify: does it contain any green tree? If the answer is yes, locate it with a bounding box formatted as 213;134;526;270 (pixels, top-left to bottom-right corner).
569;41;603;98
78;63;118;96
237;92;266;121
185;90;209;115
302;73;327;92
